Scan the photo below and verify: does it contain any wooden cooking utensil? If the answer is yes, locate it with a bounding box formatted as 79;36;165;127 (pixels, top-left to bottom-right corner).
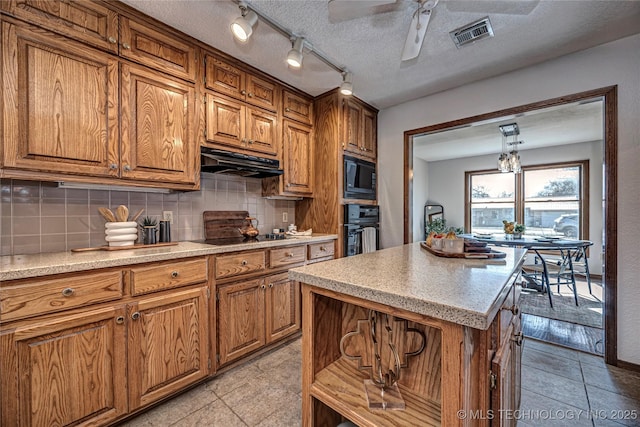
130;208;144;222
98;207;116;222
115;205;129;222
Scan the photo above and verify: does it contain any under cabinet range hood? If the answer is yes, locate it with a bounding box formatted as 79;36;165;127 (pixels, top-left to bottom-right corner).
200;147;284;178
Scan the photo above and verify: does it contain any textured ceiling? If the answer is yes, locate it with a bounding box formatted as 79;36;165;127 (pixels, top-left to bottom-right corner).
413;99;604;161
121;0;640;109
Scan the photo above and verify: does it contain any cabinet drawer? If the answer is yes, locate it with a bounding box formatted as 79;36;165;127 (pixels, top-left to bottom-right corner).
129;258;208;295
308;242;335;260
0;271;123;322
270;245;306;268
215;251;266;279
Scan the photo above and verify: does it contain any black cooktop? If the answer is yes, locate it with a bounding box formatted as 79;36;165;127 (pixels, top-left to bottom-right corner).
200;234;286;246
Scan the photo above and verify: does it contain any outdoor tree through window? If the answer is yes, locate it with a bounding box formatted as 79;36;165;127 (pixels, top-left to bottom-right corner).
465;161;588;238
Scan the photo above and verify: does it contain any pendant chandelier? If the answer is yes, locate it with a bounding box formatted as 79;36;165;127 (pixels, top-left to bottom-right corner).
498;123;523;173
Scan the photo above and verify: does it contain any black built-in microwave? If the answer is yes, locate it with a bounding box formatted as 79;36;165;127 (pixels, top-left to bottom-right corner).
344;155;376;200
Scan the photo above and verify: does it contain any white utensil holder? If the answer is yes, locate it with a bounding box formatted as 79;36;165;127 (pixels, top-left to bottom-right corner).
105;221;138;247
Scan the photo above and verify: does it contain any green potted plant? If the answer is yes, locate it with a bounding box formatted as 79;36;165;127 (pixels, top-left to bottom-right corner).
140;216;158;245
513;223;525;239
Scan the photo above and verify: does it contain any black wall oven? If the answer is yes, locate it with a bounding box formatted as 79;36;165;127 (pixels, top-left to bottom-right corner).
344;204;379;257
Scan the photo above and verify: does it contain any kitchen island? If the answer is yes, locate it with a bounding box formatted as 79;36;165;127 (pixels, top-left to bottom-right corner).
289;242;527;427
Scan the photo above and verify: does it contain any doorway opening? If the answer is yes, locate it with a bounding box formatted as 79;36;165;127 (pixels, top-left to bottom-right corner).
403;86;617;365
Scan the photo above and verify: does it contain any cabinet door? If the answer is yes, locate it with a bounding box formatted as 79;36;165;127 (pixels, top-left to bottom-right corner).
361;106;377;160
120;17;197;82
246;107;278;157
343;98;362;154
283;89;313;125
282;120;313;195
265;272;301;344
0;0;119;53
120;63;197;185
204;54;245;100
2;22;119;177
217;278;265;366
0;306;127;427
205;94;245;150
491;320;522;427
128;287;209;410
245;74;279;112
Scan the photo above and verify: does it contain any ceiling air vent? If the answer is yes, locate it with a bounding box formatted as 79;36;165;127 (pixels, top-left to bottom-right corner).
450;17;494;48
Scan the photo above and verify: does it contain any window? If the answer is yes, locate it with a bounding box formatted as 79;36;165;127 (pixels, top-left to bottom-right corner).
465;161;588;238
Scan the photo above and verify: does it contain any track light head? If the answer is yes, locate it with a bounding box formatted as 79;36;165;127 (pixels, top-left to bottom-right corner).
340;72;353;96
231;3;258;42
286;37;304;68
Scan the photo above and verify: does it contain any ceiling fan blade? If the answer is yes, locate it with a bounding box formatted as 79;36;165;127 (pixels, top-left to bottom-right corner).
401;7;432;61
328;0;400;23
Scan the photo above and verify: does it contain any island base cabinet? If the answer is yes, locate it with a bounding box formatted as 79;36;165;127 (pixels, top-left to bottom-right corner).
300;284;520;427
127;287;210;410
0;306;128;427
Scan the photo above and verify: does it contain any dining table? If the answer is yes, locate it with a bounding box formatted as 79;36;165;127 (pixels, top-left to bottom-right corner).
462;234;593;308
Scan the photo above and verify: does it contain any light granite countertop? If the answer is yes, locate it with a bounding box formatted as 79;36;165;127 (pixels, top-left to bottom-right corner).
0;235;337;281
289;242;527;330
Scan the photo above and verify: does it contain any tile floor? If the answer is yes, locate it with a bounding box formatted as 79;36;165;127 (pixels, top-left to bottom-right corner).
120;337;640;427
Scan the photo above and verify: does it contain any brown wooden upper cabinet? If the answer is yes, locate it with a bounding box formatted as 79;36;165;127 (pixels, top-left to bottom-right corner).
0;0;120;53
2;20;197;188
1;21;120;178
343;97;377;161
121;63;197;185
205;94;278;158
283;89;313;125
263;119;313;197
204;54;279;112
120;16;197;82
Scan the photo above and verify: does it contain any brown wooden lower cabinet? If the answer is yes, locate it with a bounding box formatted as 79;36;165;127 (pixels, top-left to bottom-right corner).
217;273;301;367
127;286;209;410
217;278;266;366
0;305;128;427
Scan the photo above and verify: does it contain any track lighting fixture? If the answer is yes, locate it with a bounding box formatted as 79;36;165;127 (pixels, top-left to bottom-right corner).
286;37;305;68
230;2;353;94
340;72;353;96
231;2;258;42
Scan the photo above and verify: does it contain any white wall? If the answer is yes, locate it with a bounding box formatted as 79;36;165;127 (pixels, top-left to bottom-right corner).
377;34;640;364
412;157;429;240
423;141;603;274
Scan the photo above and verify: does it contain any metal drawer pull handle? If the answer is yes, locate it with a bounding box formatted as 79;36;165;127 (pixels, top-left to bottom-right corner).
508;305;520;316
261;284;266;289
241;260;248;266
109;163;118;170
320;246;326;251
115;316;125;325
61;288;74;297
108;36;117;44
288;252;294;257
285;107;291;112
123;165;131;172
248;92;253;98
131;312;140;320
171;271;179;278
269;283;273;288
512;332;524;346
122;42;131;50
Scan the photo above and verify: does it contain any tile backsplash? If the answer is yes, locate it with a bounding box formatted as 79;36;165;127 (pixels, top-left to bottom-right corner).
0;175;296;256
